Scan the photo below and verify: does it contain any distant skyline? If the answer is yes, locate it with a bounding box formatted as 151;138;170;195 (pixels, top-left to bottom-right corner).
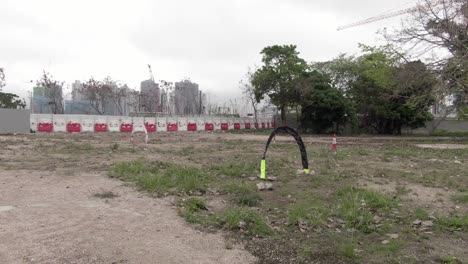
1;0;416;104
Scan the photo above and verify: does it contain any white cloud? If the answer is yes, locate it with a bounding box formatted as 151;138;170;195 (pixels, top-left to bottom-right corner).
1;0;414;102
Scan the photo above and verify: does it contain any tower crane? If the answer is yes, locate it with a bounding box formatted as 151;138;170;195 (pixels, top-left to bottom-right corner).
337;0;444;30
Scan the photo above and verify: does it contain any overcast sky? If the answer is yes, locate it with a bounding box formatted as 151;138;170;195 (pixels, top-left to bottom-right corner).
1;0;415;103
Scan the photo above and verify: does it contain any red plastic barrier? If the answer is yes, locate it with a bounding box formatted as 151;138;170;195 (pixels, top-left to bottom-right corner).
271;122;276;128
145;123;157;132
205;123;214;131
188;123;197;131
66;123;82;133
234;123;241;130
38;123;53;132
245;123;251;129
221;123;229;130
267;122;271;129
255;123;259;129
94;123;108;132
120;124;133;132
167;123;178;132
261;122;266;129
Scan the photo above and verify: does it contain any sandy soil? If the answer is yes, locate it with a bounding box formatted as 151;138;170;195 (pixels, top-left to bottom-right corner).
0;169;255;264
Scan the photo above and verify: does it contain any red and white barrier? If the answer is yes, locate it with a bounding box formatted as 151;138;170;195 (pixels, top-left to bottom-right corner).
30;114;275;134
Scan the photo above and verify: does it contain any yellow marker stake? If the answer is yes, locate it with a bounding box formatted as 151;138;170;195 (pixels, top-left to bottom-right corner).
260;159;266;180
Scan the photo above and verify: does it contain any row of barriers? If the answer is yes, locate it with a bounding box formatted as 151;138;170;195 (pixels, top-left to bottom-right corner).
31;114;276;133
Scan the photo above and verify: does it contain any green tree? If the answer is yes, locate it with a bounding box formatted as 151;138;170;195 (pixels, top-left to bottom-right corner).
0;92;26;109
252;45;307;123
297;71;353;133
0;68;26;109
350;48;435;134
384;0;467;118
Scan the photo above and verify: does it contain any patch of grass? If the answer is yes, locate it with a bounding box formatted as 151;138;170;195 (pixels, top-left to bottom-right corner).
180;197;207;224
180;145;195;156
436;256;463;264
451;193;468;204
109;160;209;194
413;208;430;220
222;183;261;207
437;214;468;231
93;191;118;199
111;143;119;150
334;187;397;233
211;160;256;178
288;203;327;227
214;207;273;237
338;239;360;262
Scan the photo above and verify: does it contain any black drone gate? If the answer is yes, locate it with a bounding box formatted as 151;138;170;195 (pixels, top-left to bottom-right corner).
260;126;309;179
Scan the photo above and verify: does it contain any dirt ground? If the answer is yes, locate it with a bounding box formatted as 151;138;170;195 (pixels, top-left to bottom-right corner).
0;133;256;264
0;132;467;264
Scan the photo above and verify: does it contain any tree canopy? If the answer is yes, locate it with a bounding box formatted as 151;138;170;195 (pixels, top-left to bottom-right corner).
252;45;307;123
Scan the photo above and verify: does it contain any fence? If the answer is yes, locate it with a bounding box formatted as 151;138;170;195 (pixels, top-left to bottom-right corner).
30;114;275;133
0;109;30;133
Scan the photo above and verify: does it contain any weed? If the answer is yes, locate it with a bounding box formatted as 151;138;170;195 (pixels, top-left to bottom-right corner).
110;160;209;194
111;143;119;150
437;214;468;231
180;145;195;156
214;207;273;237
288;203;326;227
212;160;255;178
338;239;360;262
334;187;397;233
437;256;463;264
180;197;207;224
413;208;429;220
222;183;261;207
451;193;468;204
93;191;118;199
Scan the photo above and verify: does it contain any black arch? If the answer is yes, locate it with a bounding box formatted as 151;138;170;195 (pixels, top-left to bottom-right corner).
262;126;309;170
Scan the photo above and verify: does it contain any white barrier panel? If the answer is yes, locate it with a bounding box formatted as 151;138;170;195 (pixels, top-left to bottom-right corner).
52;115;67;132
178;117;188;132
79;115;94;132
213;118;221;131
156;117;167;132
108;116;121;132
30;114;38;132
133;117;145;132
196;118;204;131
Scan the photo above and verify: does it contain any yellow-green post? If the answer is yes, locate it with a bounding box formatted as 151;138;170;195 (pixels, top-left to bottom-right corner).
260;159;266;180
304;168;310;174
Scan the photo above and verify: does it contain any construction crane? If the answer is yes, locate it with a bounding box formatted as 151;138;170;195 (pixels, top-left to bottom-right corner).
337;0;442;31
147;64;155;82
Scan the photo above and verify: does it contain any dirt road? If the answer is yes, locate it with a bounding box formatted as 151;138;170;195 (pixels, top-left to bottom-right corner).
0;168;255;264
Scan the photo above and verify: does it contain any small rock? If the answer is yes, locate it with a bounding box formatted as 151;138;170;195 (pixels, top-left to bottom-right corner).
422;231;433;235
454;160;461;164
225;241;234;250
413;219;422;225
238;221;247;229
421;220;433;227
387;233;399;239
248;177;257;181
381;240;390;245
256;182;273;191
372;215;381;223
